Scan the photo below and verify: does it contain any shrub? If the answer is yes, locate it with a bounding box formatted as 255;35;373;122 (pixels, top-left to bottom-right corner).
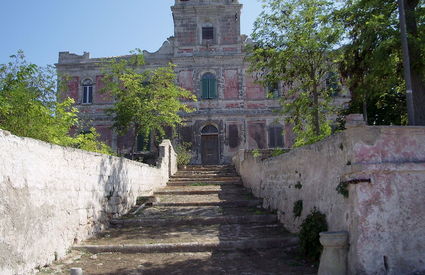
299;207;328;261
175;142;192;167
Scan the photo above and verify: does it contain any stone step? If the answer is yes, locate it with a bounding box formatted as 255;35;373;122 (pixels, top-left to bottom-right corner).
121;205;274;220
111;214;278;227
153;200;261;208
171;174;239;179
83;223;289;246
74;236;297;254
182;165;234;169
38;248;317;275
154;185;248;195
169;176;241;182
167;181;242;186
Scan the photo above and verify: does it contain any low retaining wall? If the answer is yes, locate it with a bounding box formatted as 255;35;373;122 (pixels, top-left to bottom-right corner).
233;126;425;274
0;129;177;275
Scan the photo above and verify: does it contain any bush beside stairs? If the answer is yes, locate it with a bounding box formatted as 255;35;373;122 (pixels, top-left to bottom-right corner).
38;165;317;275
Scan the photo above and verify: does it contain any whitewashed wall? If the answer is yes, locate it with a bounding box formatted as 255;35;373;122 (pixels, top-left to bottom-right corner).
0;130;176;275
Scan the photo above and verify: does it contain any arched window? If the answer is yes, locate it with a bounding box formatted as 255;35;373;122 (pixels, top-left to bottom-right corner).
201;73;217;99
82;79;93;104
201;125;219;135
268;124;284;148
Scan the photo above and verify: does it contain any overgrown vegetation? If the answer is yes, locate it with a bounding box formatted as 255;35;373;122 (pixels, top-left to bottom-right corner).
271;148;289;157
299;207;328;261
175;142;192;167
249;0;343;146
252;149;262;158
0;51;112;155
293;200;303;218
337;0;425;125
100;49;196;158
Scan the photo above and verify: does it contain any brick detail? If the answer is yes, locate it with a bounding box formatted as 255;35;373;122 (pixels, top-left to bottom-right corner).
178;70;194;92
94;75;112;104
245;74;265;100
67;77;79;102
224;69;239;99
95;126;113;146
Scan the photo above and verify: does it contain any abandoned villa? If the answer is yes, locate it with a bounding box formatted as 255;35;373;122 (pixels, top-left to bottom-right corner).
1;0;425;275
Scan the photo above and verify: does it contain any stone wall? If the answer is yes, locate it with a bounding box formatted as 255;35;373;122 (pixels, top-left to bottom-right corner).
0;130;177;275
233;126;425;274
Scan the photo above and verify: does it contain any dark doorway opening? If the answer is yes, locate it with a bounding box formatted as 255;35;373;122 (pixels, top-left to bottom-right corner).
201;125;219;165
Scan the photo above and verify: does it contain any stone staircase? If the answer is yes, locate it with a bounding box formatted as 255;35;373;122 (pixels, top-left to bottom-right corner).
38;165;317;275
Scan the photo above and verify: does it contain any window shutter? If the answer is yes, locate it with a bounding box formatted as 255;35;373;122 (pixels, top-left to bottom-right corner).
202;79;209;99
269;127;276;148
228;125;239;148
83;87;88;103
209;79;217;99
89;86;93;103
276;127;284;147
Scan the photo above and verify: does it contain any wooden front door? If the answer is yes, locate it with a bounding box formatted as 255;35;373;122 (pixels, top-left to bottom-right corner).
201;134;219;165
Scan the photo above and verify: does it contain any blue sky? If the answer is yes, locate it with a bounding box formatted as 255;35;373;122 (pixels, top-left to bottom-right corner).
0;0;263;67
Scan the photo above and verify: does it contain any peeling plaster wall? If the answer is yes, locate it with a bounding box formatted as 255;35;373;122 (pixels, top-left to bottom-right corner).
0;130;177;275
233;126;425;274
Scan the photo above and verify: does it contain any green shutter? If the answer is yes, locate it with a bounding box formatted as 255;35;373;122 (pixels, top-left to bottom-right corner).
209;79;217;99
202;79;209;99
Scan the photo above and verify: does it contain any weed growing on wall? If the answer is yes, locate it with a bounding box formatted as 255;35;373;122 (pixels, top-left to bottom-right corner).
293;200;303;218
252;149;261;158
336;182;349;198
299;207;328;261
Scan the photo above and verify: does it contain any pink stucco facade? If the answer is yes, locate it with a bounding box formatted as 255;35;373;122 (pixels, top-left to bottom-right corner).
234;126;425;274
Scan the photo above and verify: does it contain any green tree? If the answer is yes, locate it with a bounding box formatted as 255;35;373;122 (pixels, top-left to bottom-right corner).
249;0;343;146
337;0;425;125
101;50;196;157
0;51;113;155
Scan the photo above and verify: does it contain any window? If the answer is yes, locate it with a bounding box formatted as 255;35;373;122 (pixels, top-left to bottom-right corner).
201;73;217;99
228;125;239;148
202;27;214;40
268;125;284;148
82;79;93;104
267;82;280;98
201;125;219;135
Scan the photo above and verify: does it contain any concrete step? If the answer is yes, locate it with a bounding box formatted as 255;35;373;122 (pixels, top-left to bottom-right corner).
111;214;278;227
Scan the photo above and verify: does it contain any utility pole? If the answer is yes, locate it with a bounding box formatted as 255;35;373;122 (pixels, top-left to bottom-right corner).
398;0;416;125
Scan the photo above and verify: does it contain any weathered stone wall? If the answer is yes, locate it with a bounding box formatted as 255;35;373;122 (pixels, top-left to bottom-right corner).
0;130;177;275
233;126;425;274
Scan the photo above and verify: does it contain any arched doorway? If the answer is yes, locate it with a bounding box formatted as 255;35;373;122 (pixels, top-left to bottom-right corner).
201;125;219;165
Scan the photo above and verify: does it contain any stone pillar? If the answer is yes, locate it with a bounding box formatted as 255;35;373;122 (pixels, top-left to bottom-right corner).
318;231;348;275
